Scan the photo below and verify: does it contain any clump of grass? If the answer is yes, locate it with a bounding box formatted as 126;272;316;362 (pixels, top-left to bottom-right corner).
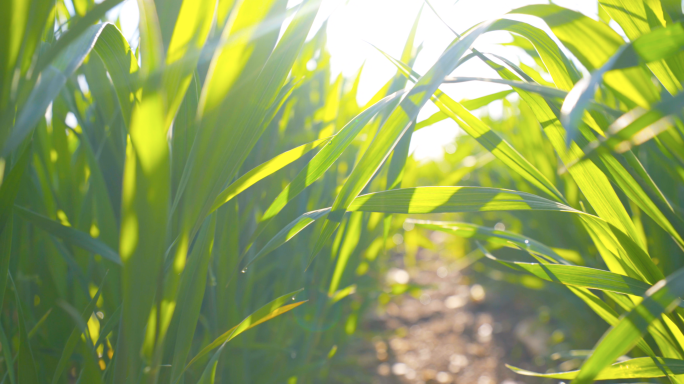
1;0;684;383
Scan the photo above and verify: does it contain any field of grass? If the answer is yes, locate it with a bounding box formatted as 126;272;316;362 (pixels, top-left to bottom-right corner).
1;0;684;382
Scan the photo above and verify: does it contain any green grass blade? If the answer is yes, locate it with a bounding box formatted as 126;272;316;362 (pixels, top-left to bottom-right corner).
630;22;684;64
0;146;30;317
95;305;121;349
415;90;513;130
79;132;120;249
51;274;107;384
209;137;331;214
347;187;578;214
10;274;39;384
171;71;200;205
329;284;357;305
328;212;363;295
565;289;655;359
182;289;307;380
600;150;684;250
118;100;169;379
0;320;15;384
3;23;108;156
27;307;52;341
162;0;215;128
244;208;331;270
510;356;684;380
0;0;29;109
136;0;165;75
0;215;11;320
117;0;169;374
412;220;570;264
443;76;568;99
606;222;665;284
488;18;579;90
13;0;51;79
91;23;140;128
386;120;413;191
36;0;124;73
0;144;30;236
571;267;684;384
15;206;121;264
75;342;105;384
480;248;652;297
169;216;216;382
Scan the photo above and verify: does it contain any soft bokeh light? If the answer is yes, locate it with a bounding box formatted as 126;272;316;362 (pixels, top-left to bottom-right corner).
109;0;601;160
321;0;599;160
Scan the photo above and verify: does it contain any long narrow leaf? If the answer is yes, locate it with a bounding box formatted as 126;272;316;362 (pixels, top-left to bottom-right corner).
15;206;121;264
510;356;684;380
182;289;307;380
210;137;331;214
571;267;684;384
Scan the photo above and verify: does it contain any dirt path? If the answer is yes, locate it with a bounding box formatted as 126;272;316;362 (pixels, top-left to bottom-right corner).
349;254;551;384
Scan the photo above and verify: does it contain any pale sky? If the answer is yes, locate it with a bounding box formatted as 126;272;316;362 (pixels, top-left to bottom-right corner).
108;0;605;160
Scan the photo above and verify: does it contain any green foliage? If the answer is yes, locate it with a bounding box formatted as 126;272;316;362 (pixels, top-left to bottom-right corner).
1;0;684;382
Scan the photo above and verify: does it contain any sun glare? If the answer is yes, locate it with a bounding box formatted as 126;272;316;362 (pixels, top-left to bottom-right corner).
322;0;599;161
112;0;600;161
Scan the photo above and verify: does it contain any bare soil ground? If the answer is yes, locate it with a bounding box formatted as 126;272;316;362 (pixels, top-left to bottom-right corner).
345;252;560;384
